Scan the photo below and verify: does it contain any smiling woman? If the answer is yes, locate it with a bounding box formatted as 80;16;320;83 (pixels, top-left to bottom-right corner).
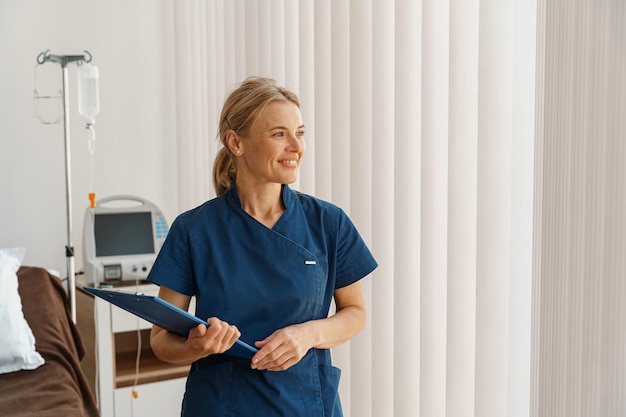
147;76;378;417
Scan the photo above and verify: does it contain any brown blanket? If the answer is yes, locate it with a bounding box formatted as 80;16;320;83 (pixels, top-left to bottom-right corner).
0;266;99;417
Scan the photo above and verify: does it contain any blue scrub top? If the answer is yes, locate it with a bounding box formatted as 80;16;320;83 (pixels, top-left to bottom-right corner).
148;184;377;417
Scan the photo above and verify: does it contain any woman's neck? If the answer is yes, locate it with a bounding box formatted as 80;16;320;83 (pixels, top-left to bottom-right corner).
235;180;285;228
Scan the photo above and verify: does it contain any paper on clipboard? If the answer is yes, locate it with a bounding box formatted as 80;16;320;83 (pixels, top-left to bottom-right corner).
82;286;258;359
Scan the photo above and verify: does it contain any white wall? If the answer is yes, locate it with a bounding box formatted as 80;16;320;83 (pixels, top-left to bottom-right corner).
0;0;178;277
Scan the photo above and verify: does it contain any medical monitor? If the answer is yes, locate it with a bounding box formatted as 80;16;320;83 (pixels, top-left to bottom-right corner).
83;195;168;285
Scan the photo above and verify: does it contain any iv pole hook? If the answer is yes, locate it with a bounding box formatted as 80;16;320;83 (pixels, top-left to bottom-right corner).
36;50;92;67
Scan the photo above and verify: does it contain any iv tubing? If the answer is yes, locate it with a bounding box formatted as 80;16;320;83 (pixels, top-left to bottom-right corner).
87;125;96;208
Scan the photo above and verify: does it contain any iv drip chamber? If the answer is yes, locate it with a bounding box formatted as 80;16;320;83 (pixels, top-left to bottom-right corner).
77;64;100;125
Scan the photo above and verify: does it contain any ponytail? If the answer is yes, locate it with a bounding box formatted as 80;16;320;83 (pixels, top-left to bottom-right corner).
212;147;236;196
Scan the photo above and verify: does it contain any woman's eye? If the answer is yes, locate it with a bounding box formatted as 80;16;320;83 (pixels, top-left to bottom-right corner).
270;130;304;138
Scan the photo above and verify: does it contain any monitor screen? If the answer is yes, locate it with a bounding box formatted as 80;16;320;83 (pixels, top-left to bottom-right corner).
94;212;154;257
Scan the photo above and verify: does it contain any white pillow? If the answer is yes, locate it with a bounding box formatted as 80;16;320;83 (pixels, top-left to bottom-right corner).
0;247;45;373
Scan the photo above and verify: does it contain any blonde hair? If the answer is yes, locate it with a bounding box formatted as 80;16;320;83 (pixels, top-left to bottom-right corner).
212;77;301;196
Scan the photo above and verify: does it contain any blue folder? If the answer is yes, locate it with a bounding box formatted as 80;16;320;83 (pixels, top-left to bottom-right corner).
82;286;258;359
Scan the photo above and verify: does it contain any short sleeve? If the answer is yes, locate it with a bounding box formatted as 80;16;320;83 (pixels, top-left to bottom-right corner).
334;211;378;289
147;215;197;296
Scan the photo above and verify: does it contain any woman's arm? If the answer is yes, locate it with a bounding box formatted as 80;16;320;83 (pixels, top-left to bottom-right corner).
149;286;242;365
251;279;367;371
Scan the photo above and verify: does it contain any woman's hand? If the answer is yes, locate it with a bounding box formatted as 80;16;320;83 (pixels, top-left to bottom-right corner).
150;286;242;365
250;280;368;372
186;317;241;357
251;323;314;371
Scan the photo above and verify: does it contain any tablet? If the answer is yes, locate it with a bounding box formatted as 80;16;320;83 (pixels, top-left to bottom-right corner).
82;286;258;359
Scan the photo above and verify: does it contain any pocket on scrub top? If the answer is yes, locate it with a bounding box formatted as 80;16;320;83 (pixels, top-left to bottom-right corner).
319;363;343;416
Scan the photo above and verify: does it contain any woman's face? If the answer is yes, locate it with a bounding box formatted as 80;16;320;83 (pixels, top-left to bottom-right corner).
234;100;305;186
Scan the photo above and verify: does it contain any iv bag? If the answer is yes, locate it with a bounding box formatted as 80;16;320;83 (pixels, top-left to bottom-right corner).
77;64;100;124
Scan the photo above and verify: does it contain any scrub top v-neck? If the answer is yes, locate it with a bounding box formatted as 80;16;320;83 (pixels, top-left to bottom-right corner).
148;184;377;417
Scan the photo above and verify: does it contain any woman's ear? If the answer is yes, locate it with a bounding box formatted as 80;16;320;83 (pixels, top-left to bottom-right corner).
226;130;242;155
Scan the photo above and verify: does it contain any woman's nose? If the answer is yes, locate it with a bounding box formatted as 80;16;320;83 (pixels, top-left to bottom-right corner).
288;133;304;152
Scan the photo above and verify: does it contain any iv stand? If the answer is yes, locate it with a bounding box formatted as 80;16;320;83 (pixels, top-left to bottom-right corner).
36;50;92;323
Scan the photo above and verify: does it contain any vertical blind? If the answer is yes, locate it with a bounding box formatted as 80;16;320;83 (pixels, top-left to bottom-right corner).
532;1;626;416
173;1;536;416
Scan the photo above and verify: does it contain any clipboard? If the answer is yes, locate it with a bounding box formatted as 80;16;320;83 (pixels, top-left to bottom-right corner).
82;286;258;359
